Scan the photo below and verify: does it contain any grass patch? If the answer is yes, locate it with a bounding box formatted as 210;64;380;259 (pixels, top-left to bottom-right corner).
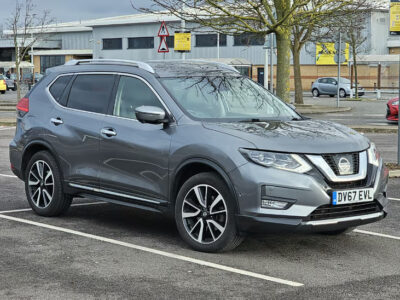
0;122;16;127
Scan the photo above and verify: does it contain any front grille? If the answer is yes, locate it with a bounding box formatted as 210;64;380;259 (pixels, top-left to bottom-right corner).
326;177;368;190
322;153;359;176
305;201;381;221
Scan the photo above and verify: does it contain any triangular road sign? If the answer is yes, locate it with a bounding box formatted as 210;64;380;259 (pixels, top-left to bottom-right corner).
158;37;169;53
158;21;170;37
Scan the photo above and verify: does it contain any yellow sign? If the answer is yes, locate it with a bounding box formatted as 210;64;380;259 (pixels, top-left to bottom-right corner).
390;1;400;32
174;32;191;51
316;42;349;65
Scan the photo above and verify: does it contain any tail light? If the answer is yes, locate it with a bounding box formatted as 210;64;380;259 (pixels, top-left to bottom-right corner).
16;97;29;112
1;79;5;85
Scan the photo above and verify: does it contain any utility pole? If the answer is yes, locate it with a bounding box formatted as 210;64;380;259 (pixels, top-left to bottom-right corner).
217;33;220;59
336;32;342;108
181;4;185;60
263;35;269;89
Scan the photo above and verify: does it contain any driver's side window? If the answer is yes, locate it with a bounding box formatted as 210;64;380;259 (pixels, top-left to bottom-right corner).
113;76;163;120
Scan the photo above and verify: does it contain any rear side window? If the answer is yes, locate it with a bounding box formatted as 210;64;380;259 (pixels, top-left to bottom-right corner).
49;75;72;104
67;74;115;114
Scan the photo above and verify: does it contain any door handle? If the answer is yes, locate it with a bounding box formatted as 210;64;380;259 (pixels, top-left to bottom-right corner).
101;128;117;137
50;117;63;126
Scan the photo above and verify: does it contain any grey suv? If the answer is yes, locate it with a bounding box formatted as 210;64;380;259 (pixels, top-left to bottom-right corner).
10;59;388;252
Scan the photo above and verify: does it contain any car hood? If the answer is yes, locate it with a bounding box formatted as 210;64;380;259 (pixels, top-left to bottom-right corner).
203;120;370;154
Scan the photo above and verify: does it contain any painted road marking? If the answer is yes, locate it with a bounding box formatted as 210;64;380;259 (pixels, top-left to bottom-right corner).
0;173;17;178
0;201;106;214
388;197;400;202
0;213;303;287
0;127;15;131
354;229;400;241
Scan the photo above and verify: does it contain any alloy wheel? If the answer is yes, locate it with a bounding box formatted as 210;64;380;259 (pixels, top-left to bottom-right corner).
28;160;54;208
181;184;228;244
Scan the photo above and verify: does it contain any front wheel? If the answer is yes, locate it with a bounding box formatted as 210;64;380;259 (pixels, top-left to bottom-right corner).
175;172;243;252
339;89;346;98
25;151;72;217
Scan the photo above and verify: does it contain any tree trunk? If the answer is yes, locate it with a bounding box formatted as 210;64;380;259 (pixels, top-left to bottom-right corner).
275;30;291;103
292;42;303;104
352;43;358;99
15;47;21;100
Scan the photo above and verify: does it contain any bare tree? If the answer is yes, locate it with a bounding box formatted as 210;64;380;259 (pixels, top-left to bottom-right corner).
137;0;353;102
6;0;53;99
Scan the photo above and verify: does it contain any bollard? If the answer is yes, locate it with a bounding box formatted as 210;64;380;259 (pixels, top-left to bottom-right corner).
376;89;381;100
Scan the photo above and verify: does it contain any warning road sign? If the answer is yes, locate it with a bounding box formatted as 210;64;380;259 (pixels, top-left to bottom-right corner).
158;37;169;53
158;21;170;37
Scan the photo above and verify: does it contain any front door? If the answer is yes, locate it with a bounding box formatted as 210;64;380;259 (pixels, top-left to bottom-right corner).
98;75;172;205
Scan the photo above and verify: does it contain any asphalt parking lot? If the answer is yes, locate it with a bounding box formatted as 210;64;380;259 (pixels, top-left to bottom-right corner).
0;125;400;299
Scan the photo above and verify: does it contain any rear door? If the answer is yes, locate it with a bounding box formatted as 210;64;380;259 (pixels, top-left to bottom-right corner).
47;73;116;188
98;74;172;205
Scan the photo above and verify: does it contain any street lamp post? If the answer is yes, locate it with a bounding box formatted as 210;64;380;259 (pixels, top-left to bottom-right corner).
398;54;400;165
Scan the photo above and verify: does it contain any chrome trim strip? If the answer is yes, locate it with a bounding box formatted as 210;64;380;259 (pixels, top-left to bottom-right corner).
69;183;161;205
306;151;367;182
303;211;383;226
45;72;175;123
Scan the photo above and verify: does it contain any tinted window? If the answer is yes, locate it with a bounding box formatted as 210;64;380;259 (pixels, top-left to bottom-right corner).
40;56;65;73
328;78;337;85
196;34;227;47
49;75;73;104
128;37;154;49
103;38;122;50
113;76;162;120
320;78;328;84
234;33;264;46
67;75;115;114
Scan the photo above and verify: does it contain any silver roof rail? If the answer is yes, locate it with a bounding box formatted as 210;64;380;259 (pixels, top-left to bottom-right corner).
64;59;155;74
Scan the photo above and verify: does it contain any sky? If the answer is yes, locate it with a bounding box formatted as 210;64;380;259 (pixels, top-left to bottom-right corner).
0;0;155;25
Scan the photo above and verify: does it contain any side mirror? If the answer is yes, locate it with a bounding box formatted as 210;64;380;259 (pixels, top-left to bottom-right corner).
288;103;296;110
135;106;168;124
333;81;337;85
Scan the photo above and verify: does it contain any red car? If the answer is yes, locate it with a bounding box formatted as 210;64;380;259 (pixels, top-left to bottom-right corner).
386;97;399;122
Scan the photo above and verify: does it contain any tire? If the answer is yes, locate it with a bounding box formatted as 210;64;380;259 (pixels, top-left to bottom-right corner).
339;89;346;98
24;151;72;217
312;89;320;97
0;91;5;94
12;86;17;91
175;172;243;252
320;227;355;235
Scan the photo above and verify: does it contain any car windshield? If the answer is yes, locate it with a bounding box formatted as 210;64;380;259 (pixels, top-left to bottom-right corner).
339;78;350;83
160;76;300;121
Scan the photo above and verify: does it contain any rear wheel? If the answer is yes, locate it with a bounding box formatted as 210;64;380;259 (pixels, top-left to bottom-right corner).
0;90;5;94
25;151;72;216
312;89;320;97
175;172;243;252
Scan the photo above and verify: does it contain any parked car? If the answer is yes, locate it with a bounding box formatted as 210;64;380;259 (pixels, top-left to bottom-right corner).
386;97;399;123
0;75;7;94
22;72;44;85
312;77;365;98
5;73;17;91
10;59;388;252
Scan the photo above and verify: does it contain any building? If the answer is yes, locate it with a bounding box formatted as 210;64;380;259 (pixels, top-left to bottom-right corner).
1;8;398;90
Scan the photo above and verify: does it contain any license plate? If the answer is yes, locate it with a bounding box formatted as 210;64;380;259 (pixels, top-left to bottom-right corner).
332;188;373;205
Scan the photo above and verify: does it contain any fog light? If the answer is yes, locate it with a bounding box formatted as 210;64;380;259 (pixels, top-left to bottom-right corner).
261;199;289;209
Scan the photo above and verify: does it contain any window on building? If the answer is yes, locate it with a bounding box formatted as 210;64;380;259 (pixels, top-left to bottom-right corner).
233;33;265;46
67;74;115;114
103;38;123;50
159;36;174;48
40;56;65;73
128;37;154;49
195;34;227;47
49;75;73;105
113;76;163;120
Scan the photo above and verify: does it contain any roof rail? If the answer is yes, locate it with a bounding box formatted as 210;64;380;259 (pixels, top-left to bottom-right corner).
64;59;155;73
147;59;240;73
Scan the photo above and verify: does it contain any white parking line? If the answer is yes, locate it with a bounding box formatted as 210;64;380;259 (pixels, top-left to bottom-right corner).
0;213;303;287
388;197;400;202
0;201;106;214
0;173;17;178
0;127;15;131
354;229;400;241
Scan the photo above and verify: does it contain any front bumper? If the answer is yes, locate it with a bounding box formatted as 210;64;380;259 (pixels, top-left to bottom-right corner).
386;104;398;121
230;159;388;234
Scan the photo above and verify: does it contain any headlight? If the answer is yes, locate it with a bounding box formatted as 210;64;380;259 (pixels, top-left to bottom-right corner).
240;149;312;173
367;143;380;166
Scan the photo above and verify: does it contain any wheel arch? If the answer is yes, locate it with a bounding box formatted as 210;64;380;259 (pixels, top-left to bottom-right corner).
170;158;240;214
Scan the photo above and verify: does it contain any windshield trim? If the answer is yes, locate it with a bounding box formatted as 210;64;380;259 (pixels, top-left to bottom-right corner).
159;75;302;122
